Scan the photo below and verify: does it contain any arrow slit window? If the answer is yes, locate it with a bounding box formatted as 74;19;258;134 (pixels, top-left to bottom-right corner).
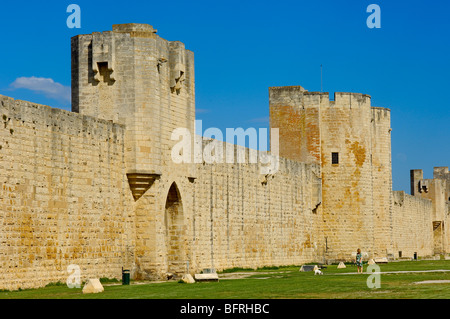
332;152;339;165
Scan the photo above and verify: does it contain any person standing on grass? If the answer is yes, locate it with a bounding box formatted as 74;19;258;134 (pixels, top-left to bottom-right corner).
355;249;363;274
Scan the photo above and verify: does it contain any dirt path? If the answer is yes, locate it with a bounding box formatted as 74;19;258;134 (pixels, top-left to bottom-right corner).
218;271;290;280
332;269;450;275
413;280;450;284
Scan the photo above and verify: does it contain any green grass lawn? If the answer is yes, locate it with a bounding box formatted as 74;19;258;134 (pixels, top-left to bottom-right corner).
0;260;449;299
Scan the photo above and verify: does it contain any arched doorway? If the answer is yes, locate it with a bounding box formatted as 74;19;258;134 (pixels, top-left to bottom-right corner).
164;183;186;276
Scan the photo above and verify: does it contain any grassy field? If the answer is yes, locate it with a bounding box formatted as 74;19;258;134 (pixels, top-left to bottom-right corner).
0;260;449;299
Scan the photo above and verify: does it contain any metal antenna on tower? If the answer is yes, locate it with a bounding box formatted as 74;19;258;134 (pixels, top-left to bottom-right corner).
321;64;323;93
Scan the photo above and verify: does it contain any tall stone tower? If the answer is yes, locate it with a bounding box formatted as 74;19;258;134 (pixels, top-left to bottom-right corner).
410;167;449;254
71;23;195;201
71;23;197;279
270;86;393;261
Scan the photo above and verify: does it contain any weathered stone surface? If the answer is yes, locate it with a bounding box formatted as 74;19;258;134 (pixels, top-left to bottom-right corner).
374;257;388;264
299;265;316;272
182;274;195;284
0;23;448;291
194;273;219;282
82;279;104;294
337;262;346;269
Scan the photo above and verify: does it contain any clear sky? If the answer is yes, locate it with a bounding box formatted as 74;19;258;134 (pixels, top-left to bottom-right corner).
0;0;448;193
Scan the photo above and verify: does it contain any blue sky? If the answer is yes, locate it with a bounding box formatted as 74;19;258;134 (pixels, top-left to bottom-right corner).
0;0;448;193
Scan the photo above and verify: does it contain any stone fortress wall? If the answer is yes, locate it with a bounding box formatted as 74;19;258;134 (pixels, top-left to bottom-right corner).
269;86;449;262
0;93;324;288
0;23;448;290
0;95;134;291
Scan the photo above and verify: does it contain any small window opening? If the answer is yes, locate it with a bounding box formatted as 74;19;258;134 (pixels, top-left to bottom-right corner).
332;152;339;164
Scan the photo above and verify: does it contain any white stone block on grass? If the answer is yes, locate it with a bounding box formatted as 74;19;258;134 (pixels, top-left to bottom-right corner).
194;273;219;282
374;257;388;263
82;279;104;294
182;274;195;284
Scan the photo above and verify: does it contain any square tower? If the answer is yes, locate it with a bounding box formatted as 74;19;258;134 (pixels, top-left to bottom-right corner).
269;86;393;260
71;24;195;193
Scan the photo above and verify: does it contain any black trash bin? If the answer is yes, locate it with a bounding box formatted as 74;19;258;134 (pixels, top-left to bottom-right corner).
413;252;417;260
122;269;130;285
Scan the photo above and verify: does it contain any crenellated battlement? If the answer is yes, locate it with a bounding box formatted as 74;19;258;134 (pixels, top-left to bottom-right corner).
269;85;390;167
112;23;158;34
409;167;449;252
71;23;196;177
333;92;371;108
269;86;372;109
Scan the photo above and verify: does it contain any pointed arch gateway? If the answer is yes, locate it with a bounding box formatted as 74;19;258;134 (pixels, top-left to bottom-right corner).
164;182;186;276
